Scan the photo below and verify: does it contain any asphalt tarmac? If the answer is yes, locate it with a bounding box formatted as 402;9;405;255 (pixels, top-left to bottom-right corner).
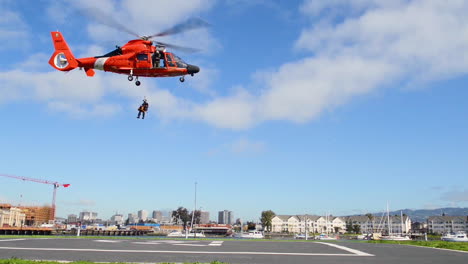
0;238;466;264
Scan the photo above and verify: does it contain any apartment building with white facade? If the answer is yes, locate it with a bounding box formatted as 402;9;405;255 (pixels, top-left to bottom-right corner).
427;216;467;234
0;207;26;227
345;215;412;234
270;213;413;234
271;215;346;234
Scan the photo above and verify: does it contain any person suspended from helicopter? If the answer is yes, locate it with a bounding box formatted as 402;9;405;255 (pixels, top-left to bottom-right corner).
137;98;149;119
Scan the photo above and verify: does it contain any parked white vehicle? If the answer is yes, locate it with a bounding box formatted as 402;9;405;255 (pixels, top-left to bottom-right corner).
315;233;337;240
295;234;307;239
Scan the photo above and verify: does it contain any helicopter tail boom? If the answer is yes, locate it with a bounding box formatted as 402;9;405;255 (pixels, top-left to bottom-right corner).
48;31;79;71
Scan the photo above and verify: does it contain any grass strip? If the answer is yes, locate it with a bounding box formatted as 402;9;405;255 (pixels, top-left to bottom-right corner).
366;240;468;252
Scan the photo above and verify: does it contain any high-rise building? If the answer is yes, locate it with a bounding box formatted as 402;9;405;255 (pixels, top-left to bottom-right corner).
138;210;148;222
218;210;234;225
200;211;210;224
152;211;163;223
79;211;97;221
127;213;138;224
67;214;78;223
111;214;124;225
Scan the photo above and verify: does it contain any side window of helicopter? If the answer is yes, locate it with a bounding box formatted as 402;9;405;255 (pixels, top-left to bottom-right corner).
136;53;148;61
165;53;176;67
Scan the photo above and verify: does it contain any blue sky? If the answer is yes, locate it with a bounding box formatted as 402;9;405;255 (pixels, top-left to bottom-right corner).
0;0;467;222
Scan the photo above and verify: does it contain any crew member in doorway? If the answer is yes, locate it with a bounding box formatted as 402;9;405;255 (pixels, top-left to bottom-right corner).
137;98;149;119
152;52;161;68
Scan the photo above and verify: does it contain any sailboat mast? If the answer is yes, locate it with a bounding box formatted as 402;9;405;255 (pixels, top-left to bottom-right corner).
387;202;391;235
400;211;404;234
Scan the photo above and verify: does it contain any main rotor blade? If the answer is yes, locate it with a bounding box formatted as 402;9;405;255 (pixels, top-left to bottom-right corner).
155;41;200;53
148;18;210;39
78;7;141;39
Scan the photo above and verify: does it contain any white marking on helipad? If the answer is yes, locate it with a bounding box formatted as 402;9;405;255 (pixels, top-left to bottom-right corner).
156;240;180;244
132;241;162;245
94;240;121;243
0;239;27;242
209;241;223;246
316;242;374;256
0;246;374;256
174;244;206;247
131;240;196;245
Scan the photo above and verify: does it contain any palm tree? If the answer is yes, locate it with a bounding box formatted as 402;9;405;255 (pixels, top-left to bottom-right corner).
172;207;191;230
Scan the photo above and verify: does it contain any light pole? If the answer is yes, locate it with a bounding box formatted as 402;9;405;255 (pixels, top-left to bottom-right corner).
305;214;308;240
190;181;197;238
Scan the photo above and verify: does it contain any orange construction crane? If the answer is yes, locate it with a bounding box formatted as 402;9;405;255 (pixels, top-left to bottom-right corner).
0;173;70;221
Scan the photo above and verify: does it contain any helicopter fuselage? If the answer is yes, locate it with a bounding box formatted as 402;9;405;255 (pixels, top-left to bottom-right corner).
49;32;199;85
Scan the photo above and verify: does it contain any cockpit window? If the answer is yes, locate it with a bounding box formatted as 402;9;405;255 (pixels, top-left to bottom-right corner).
173;54;187;68
173;55;186;63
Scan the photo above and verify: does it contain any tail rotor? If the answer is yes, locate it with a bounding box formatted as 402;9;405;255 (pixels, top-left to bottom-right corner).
48;31;78;71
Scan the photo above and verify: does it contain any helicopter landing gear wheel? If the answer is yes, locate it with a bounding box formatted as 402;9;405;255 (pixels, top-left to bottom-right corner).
179;76;185;82
135;80;141;86
128;75;134;81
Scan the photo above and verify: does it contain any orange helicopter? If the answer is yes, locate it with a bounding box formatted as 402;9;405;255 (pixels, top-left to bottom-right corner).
49;18;207;86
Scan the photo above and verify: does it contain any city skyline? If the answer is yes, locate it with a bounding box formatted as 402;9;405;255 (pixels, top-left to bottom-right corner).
0;0;467;222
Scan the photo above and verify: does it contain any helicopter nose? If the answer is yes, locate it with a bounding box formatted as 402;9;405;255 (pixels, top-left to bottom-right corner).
187;64;200;75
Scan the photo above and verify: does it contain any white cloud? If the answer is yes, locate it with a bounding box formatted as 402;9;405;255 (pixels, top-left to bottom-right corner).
258;56;397;122
0;69;123;117
4;0;468;129
299;0;401;17
14;53;51;71
47;101;122;119
75;0;218;50
193;88;256;129
189;65;219;96
194;0;468;129
0;5;29;50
